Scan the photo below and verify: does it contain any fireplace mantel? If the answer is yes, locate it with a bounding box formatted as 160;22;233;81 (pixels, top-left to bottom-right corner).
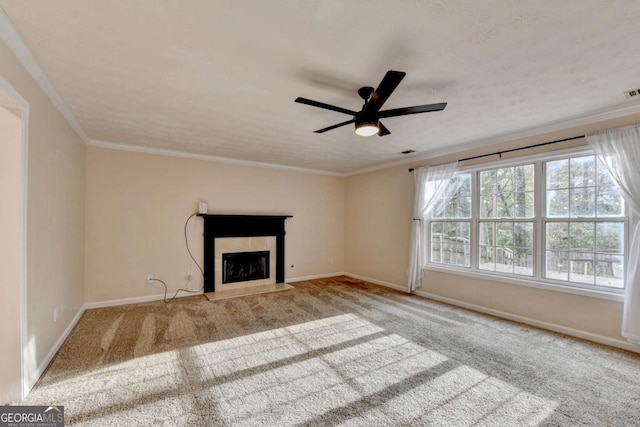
199;214;292;293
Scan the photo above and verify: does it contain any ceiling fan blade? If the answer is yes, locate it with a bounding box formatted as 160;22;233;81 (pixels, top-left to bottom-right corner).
314;118;355;133
378;122;391;136
295;97;357;116
378;102;447;118
364;70;406;113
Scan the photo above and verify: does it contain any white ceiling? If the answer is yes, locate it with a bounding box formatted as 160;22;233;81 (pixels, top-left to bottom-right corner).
2;0;640;175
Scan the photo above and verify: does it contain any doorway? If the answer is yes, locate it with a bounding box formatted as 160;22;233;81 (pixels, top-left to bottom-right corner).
0;75;29;402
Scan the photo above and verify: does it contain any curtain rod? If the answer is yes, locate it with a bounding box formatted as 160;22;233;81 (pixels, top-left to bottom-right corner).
408;135;585;172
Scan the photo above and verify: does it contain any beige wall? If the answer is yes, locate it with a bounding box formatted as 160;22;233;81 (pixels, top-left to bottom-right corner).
0;39;86;394
346;164;413;285
84;147;345;303
345;113;640;342
0;103;23;403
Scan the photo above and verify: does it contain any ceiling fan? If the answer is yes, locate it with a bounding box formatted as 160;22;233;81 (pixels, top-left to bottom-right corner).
295;70;447;137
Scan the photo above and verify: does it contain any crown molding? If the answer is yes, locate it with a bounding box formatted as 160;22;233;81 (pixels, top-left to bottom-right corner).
344;100;640;177
88;139;346;177
0;7;90;144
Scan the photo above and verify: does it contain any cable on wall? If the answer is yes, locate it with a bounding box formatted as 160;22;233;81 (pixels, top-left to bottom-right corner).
150;212;205;303
184;212;205;277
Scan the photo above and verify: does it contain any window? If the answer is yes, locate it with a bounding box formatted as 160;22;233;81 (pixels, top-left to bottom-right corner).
479;164;534;276
544;155;625;288
429;173;471;267
425;151;627;294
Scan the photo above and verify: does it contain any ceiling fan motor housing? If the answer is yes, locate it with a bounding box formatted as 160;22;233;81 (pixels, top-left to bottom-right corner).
355;111;378;127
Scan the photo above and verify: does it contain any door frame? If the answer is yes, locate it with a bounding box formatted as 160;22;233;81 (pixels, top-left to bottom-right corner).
0;74;30;398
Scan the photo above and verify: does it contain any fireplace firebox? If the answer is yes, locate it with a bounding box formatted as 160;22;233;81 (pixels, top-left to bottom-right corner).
222;251;270;284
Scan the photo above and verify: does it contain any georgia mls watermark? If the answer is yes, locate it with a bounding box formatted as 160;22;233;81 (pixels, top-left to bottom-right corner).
0;406;64;427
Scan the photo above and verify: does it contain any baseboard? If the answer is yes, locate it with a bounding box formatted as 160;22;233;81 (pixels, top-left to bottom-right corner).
622;332;640;346
85;273;349;309
288;272;347;282
84;290;202;310
344;272;408;293
84;275;350;309
27;305;85;394
343;272;640;354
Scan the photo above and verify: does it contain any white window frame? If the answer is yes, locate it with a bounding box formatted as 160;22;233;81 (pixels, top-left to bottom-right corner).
424;146;627;302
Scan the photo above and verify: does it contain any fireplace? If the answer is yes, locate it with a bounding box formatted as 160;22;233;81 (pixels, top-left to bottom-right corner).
222;250;270;284
199;214;292;293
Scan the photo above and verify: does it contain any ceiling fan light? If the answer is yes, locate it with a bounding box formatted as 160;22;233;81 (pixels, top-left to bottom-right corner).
355;120;379;137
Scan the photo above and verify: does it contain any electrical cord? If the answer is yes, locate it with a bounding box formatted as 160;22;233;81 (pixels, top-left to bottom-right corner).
185;212;205;276
152;212;205;303
150;277;201;303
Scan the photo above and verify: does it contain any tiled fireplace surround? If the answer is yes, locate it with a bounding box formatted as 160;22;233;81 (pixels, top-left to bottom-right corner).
214;236;276;290
200;214;292;293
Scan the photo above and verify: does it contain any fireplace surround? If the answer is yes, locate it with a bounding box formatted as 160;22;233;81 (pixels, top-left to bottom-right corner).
199;214;292;293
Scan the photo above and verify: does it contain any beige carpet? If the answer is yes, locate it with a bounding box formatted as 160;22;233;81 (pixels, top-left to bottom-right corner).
21;276;640;426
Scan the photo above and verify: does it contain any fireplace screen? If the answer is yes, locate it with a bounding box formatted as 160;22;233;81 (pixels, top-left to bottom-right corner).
222;251;270;284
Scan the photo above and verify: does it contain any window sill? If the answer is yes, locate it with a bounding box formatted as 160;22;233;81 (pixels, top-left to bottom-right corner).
423;264;624;302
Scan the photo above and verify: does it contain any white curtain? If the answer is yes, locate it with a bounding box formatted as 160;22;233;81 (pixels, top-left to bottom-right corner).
586;124;640;345
407;162;458;292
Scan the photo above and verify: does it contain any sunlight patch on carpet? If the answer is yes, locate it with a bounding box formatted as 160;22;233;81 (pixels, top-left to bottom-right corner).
30;313;557;425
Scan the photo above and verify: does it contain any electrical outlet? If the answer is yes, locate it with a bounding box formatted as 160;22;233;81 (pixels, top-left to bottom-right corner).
187;271;194;281
53;307;58;322
147;275;154;284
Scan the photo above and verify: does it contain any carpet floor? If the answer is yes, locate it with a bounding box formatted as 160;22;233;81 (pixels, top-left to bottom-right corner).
22;276;640;426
